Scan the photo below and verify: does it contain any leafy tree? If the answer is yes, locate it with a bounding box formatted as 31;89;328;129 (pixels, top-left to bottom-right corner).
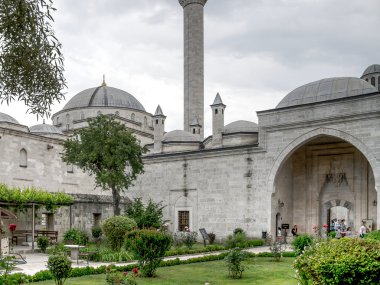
125;197;166;229
62;115;146;215
0;0;66;118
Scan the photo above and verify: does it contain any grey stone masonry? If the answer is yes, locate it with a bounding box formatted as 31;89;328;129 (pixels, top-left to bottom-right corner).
180;0;207;138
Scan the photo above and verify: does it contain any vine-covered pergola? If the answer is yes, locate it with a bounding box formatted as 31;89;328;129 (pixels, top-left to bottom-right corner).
0;184;74;251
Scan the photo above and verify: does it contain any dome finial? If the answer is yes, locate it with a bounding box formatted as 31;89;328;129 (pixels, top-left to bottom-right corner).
101;74;107;86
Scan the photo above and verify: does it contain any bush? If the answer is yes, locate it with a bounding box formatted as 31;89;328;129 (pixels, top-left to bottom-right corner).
208;232;216;244
292;234;313;255
37;236;49;253
126;229;172;277
105;264;138;285
125;197;166;229
269;240;285;261
293;238;380;285
226;232;248;249
182;231;198;249
225;247;248;279
365;230;380;241
63;228;89;245
102;216;137;251
91;226;102;239
233;228;244;235
47;254;72;285
172;232;184;249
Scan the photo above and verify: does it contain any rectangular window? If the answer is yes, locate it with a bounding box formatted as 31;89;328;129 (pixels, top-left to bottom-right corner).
93;213;102;227
178;211;189;231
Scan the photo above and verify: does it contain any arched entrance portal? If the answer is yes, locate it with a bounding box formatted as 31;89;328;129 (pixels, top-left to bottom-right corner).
272;135;377;235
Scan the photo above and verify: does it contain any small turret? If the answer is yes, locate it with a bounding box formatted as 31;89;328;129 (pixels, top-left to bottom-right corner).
153;105;166;153
210;93;226;147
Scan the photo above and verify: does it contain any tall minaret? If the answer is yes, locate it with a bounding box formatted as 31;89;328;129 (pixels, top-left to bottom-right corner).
179;0;207;139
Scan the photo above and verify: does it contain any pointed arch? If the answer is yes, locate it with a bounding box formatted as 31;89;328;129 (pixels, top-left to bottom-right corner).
267;127;380;194
19;148;27;167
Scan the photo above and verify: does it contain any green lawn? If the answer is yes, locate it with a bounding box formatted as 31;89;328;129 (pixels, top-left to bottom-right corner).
33;257;297;285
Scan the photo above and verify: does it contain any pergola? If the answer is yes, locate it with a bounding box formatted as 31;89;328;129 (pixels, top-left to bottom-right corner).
0;185;74;252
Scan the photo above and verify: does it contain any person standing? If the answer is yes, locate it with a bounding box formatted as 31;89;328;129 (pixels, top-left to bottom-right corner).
359;223;367;238
291;225;298;236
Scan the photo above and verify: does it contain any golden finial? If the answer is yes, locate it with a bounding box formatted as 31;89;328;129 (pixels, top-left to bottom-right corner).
101;74;107;86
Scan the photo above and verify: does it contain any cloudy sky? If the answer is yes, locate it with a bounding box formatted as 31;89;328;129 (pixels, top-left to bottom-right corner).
1;0;379;136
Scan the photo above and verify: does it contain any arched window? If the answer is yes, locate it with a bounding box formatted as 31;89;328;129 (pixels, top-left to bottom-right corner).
19;149;27;168
80;112;85;120
365;78;368;82
371;77;375;86
131;113;135;121
192;129;195;134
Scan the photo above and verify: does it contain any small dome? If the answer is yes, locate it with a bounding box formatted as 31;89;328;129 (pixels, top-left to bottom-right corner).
30;124;63;135
277;77;377;108
362;64;380;77
163;130;201;142
0;112;19;124
224;120;258;134
63;85;145;112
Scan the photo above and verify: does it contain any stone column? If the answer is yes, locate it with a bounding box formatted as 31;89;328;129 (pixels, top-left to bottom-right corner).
179;0;207;139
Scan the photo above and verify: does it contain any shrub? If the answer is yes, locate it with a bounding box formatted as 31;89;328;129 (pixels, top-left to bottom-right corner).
48;243;67;255
47;254;72;285
91;226;102;239
105;264;138;285
226;232;248;249
63;228;89;245
365;230;380;241
208;232;216;244
37;236;49;253
225;247;248;279
126;229;172;277
102;216;137;251
125;197;166;229
269;240;285;261
292;234;313;255
293;238;380;285
233;228;244;235
182;231;198;249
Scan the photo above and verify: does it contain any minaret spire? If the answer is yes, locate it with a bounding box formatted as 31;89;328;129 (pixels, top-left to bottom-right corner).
179;0;207;139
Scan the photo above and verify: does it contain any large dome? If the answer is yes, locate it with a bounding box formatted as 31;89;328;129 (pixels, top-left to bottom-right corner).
0;112;19;124
276;77;377;109
63;85;145;112
362;64;380;77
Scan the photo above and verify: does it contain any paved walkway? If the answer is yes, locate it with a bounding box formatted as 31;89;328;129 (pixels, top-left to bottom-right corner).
12;245;292;276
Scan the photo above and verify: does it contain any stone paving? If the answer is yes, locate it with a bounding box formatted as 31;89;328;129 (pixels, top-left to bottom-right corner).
12;245;292;276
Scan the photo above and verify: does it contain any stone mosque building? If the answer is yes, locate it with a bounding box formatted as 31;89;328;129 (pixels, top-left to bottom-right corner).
0;0;379;240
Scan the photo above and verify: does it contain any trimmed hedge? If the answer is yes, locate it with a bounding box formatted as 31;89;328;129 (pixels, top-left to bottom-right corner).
16;250;296;282
294;238;380;285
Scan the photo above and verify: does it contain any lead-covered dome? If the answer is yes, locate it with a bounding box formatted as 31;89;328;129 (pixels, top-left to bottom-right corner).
163;130;201;142
276;77;377;108
224;120;258;134
30;124;63;135
362;64;380;77
0;112;19;124
63;85;145;112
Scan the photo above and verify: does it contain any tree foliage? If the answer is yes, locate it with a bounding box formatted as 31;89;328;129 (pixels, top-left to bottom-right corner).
125;197;166;229
102;215;137;251
62;115;146;215
0;0;66;118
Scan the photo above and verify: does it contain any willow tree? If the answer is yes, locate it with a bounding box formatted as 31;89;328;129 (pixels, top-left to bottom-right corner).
0;0;66;118
62;115;146;215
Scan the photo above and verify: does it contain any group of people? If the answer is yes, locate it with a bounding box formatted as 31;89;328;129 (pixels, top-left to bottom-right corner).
277;221;370;238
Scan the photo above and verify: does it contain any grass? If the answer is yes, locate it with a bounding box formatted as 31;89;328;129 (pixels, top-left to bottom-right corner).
32;257;297;284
